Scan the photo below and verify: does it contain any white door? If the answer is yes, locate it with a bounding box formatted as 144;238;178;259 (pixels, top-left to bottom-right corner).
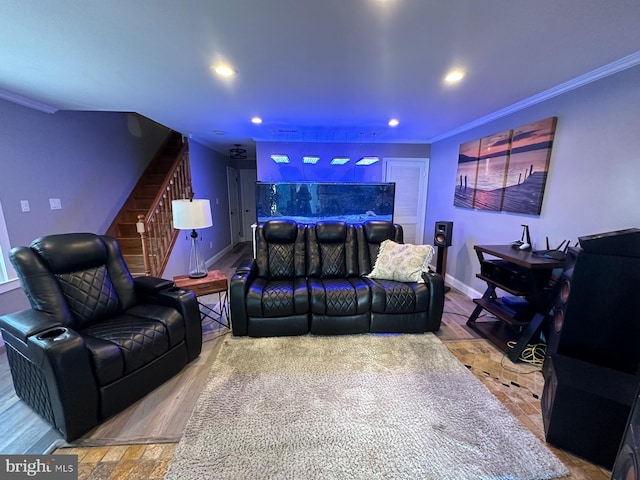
239;169;257;242
383;158;429;245
226;167;241;246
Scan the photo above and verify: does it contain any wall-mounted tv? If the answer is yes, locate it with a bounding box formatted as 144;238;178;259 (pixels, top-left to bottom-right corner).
256;182;395;224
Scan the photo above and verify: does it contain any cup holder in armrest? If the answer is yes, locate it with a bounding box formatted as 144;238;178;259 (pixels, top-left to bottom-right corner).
36;327;68;341
167;287;187;294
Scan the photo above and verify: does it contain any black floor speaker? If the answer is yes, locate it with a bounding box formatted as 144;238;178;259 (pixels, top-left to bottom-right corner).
541;354;639;469
544;229;640;373
612;386;640;479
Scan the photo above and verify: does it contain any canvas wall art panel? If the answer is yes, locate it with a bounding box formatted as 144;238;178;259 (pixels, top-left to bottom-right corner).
453;116;557;216
501;117;557;215
453;138;480;209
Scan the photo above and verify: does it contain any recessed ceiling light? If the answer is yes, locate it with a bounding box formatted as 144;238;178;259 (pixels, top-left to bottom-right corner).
251;116;262;124
331;157;350;165
213;64;236;77
444;69;465;83
388;119;399;127
303;156;320;164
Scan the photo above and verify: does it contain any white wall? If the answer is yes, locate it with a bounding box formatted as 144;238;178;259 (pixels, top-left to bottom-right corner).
426;65;640;297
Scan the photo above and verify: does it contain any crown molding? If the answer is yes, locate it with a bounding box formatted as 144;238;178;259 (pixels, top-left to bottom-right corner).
428;51;640;143
0;88;58;114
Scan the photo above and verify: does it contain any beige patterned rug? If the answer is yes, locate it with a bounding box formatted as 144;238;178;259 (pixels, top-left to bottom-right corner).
166;334;568;480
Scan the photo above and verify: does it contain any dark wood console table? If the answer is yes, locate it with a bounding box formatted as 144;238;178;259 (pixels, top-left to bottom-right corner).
466;245;565;362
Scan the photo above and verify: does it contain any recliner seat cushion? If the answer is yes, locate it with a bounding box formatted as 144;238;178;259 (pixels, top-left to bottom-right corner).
309;278;370;316
246;278;308;318
367;278;429;314
83;316;170;385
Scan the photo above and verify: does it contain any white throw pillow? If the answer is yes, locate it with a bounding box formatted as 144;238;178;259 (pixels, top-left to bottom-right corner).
367;240;435;283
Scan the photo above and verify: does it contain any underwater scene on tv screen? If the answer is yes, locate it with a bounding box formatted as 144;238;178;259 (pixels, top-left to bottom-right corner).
256;182;395;224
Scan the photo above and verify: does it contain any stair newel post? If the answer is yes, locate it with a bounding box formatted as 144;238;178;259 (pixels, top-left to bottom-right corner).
157;199;166;255
136;214;152;276
161;192;170;252
149;212;160;276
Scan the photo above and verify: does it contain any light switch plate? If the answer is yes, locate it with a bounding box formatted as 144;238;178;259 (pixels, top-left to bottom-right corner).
49;198;62;210
20;200;30;212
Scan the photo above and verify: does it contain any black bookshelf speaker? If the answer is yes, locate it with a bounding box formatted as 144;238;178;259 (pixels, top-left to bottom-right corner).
612;387;640;480
545;230;640;374
541;354;638;469
433;221;453;247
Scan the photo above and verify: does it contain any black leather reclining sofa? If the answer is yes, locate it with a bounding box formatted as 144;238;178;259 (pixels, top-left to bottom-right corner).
230;219;444;337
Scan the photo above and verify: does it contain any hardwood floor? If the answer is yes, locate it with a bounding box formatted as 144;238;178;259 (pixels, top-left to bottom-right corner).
1;242;610;478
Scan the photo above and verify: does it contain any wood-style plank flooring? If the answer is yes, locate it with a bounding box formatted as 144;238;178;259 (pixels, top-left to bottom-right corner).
0;242;610;478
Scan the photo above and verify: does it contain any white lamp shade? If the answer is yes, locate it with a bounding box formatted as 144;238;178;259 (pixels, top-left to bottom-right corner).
172;199;213;230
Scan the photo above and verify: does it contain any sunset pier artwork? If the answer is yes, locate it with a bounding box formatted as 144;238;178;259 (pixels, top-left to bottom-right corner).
455;171;548;213
453;117;557;215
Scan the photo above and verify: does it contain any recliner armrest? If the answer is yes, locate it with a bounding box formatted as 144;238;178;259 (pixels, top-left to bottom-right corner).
1;322;99;441
422;270;445;331
133;276;175;294
0;309;63;344
137;287;202;362
230;260;258;336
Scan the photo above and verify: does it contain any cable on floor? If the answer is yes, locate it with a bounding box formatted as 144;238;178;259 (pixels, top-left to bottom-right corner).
504;340;546;369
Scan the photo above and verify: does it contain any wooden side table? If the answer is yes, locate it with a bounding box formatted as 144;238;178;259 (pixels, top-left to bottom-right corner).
173;270;229;329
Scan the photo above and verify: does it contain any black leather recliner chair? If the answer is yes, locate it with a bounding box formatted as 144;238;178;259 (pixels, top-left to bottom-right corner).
0;233;202;441
231;219;309;337
357;220;444;333
307;222;371;335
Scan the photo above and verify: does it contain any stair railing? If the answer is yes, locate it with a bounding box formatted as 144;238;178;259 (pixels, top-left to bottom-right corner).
136;140;192;276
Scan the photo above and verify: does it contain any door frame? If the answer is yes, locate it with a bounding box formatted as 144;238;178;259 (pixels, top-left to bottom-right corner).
382;157;429;245
226;166;241;247
239;169;257;242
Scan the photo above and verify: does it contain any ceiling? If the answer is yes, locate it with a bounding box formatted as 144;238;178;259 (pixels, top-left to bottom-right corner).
1;1;639;158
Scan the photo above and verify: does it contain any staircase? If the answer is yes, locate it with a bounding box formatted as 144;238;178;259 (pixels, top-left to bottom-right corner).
106;131;192;277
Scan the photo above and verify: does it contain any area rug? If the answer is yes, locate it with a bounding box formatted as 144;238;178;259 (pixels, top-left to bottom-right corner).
165;334;568;480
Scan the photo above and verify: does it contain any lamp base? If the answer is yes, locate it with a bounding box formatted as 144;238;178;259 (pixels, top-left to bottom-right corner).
188;271;208;279
187;230;207;280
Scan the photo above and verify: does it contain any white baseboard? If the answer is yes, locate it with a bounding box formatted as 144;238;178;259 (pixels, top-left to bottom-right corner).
205;244;233;269
429;262;482;300
444;273;483;299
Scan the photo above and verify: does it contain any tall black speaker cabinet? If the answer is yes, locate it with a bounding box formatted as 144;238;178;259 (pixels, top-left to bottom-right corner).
546;228;640;371
541;228;640;468
541;354;638;469
612;385;640;479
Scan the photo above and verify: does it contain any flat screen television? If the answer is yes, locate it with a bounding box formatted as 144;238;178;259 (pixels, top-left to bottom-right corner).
255;182;395;224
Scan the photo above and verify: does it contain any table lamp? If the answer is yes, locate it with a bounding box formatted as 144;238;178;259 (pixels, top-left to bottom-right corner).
172;198;213;278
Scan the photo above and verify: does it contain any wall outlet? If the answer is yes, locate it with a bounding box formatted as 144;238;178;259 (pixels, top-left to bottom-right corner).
49;198;62;210
20;200;30;212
